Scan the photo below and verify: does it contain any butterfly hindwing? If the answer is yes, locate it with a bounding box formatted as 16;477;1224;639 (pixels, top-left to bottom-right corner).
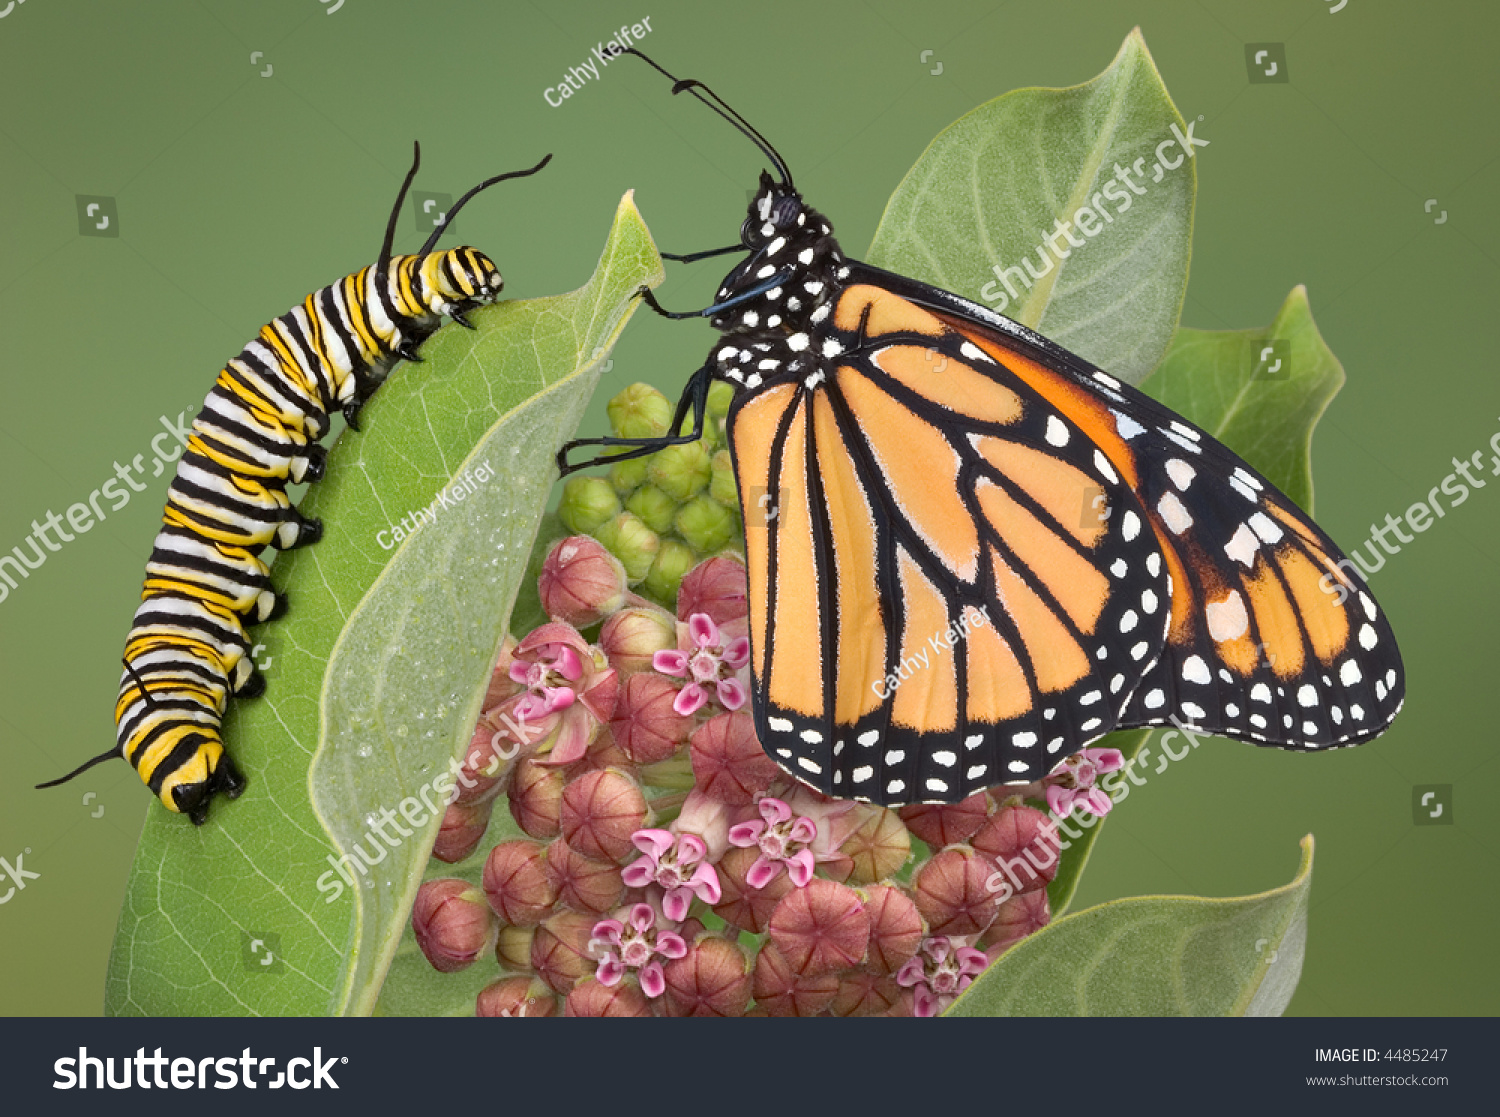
729;284;1172;804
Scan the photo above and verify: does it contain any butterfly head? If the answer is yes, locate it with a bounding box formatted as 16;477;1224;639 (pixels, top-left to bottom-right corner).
740;170;812;249
710;172;846;360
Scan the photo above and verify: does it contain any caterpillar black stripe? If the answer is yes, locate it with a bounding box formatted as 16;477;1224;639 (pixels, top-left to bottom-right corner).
37;143;551;824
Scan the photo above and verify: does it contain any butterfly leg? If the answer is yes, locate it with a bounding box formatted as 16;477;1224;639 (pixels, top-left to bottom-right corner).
557;363;713;475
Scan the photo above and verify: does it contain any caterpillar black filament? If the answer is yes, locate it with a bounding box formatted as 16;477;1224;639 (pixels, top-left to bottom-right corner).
38;143;551;823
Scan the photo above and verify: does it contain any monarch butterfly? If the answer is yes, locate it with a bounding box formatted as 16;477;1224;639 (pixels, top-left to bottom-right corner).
559;51;1405;807
38;143;552;823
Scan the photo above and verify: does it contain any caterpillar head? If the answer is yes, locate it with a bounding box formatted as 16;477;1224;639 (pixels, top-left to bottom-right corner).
159;740;247;826
416;246;505;320
376;144;549;331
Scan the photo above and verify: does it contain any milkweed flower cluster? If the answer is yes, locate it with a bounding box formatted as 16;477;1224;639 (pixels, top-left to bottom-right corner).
408;384;1126;1017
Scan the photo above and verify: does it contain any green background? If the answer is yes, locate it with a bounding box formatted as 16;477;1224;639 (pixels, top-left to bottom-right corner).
1;0;1494;1016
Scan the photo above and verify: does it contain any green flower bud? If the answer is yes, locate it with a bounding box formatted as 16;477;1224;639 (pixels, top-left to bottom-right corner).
594;512;660;584
609;454;651;496
706;381;735;446
608;382;673;440
557;476;622;536
625;483;678;535
642;538;697;603
647;439;713;502
675;494;739;555
709;448;739;508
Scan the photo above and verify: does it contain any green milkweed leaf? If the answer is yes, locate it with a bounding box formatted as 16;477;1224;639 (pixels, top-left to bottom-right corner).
104;194;663;1017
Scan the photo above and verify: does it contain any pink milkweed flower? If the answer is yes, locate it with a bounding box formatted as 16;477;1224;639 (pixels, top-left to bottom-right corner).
1044;747;1125;820
727;797;818;890
620;828;723;922
494;622;618;768
652;612;750;716
895;935;988;1018
589;903;689;999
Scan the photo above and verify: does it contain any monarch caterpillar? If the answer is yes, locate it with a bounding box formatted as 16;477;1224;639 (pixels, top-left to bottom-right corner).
559;50;1404;807
38;143;551;823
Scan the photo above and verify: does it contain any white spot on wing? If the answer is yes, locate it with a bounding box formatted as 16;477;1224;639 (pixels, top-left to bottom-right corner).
1182;655;1211;685
1166;459;1196;490
1225;524;1259;567
1157;492;1193;534
1113;411;1146;440
1248;512;1283;545
1206;590;1249;642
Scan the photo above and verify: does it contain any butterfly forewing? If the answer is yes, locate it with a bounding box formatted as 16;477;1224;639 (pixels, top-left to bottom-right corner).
927;295;1405;753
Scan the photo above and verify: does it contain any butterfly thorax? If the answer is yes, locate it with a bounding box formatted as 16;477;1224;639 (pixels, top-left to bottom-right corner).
710;173;851;393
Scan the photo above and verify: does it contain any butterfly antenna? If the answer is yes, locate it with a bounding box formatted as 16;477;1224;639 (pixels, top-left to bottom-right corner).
612;47;794;190
380;141;423;274
418;153;554;256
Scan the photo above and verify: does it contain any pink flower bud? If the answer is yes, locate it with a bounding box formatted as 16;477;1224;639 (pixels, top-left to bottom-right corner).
899;792;990;848
475;976;556;1018
483;636;522;709
712;845;794;934
610;673;694;765
563;727;635;779
559;768;649;864
911;846;1001;938
673;789;733;862
676;554;749;626
660;936;753;1017
494;924;535;971
751;942;840;1017
531;909;598;996
546;838;625;916
411;879;496;974
539;536;628;627
482;840;558;927
980;888;1051;956
564;976;653;1017
830;971;905;1017
970;800;1060;896
430;798;492;864
688;711;779;805
599;604;677;676
768;879;871;977
839;804;911;884
452;719;514;806
507;759;564;840
862;884;925;976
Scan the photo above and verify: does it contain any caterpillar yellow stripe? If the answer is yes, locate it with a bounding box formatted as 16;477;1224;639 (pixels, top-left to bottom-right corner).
38;144;551;823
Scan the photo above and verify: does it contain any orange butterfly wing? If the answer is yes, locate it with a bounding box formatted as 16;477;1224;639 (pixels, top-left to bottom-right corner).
729;264;1403;804
936;311;1404;750
729;283;1172;804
